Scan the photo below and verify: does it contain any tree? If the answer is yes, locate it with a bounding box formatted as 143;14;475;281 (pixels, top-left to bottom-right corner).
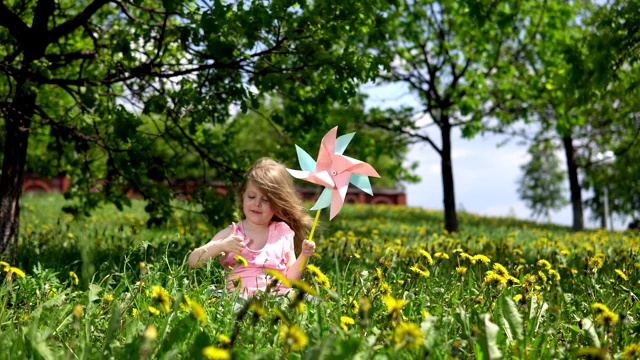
0;0;389;259
508;0;640;231
228;95;419;190
363;0;558;233
579;65;640;228
517;140;569;222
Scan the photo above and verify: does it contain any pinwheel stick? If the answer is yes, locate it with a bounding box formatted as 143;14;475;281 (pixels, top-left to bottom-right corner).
300;209;321;271
308;208;321;242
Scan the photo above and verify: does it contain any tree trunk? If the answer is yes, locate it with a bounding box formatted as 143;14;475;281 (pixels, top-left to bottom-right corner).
441;115;458;233
562;136;584;231
0;93;34;260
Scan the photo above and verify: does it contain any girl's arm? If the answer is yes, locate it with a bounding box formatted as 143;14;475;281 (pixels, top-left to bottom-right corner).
285;240;316;282
187;224;245;268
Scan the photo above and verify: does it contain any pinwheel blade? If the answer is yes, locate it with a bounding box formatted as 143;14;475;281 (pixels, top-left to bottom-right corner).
310;187;332;210
350;174;373;195
295;145;316;172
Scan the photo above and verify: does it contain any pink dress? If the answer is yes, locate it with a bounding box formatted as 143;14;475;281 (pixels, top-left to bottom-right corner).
219;221;294;296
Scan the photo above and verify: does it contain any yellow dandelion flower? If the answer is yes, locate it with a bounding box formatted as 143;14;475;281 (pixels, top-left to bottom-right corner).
291;280;318;297
588;255;605;270
144;324;158;341
560;249;570;256
615;269;628;281
409;264;430;278
8;266;26;278
483;271;507;287
0;261;9;271
375;268;384;282
596;310;619;326
103;293;114;302
537;271;547;284
456;266;467;275
148;305;160;315
492;263;509;277
513;249;523;256
72;305;84;320
621;343;640;359
548;269;560;281
570;268;578;275
359;298;371;315
506;275;520;285
69;271;79;286
419;250;433;265
132;308;138;318
296;301;305;313
380;281;392;296
577;347;607;359
537;259;552;270
522;274;537;289
272;308;289;324
383;295;407;315
235;255;248;267
515;264;524;275
459;253;475;264
591;303;610;314
340;316;355;331
434;252;449;260
279;324;309;351
151;285;171;313
190;300;207;325
393;322;424;350
513;294;523;302
350;300;359;314
452;248;464;254
306;264;331;289
265;269;291;288
47;287;58;298
217;334;231;346
250;302;267;318
473;254;491;265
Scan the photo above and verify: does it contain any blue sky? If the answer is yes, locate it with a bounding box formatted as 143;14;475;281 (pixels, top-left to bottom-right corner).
362;82;629;230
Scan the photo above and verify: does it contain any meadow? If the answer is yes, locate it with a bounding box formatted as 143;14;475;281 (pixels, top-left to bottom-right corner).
1;193;640;359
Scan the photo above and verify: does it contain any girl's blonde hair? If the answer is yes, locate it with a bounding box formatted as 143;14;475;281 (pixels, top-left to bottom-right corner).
237;157;313;256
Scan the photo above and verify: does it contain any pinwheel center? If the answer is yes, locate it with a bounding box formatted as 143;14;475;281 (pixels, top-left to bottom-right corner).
331;170;337;176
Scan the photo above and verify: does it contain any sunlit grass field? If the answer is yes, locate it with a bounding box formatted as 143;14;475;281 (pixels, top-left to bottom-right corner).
2;193;640;359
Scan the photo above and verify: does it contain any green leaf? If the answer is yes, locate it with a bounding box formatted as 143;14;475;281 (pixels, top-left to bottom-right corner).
103;305;122;353
578;318;601;348
143;95;168;115
527;295;548;337
475;313;502;360
163;0;178;12
494;293;524;343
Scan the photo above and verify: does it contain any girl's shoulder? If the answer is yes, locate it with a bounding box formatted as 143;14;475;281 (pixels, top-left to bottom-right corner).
271;221;294;237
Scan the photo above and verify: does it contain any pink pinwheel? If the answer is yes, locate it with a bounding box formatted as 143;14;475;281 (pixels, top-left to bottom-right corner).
287;126;380;220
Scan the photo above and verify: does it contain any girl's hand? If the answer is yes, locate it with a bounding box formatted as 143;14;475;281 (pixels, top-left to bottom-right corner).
223;223;246;254
300;240;316;257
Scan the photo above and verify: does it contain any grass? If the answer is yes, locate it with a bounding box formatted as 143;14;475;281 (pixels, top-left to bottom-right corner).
1;193;640;359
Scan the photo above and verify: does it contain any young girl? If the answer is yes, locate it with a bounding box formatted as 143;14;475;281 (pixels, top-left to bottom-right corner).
187;157;315;296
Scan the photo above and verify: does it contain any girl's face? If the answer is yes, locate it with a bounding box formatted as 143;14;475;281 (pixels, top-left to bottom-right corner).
242;181;275;226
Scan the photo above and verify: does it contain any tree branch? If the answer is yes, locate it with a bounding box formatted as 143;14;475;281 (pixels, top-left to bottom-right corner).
44;50;98;63
0;2;30;43
47;0;112;44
